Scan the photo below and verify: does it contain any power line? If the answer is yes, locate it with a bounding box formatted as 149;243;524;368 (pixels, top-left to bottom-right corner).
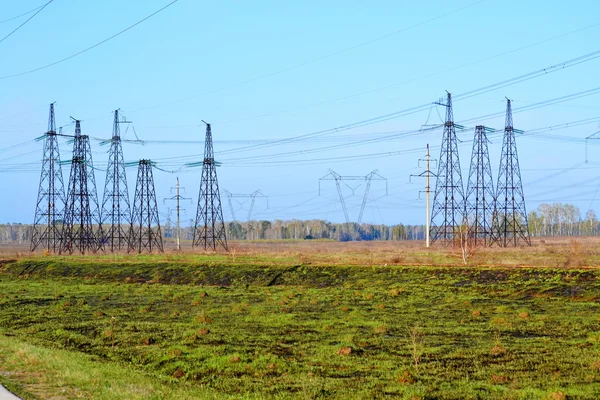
218;21;600;125
173;89;600;166
0;0;54;46
127;0;489;113
196;48;600;158
0;0;179;80
0;3;45;24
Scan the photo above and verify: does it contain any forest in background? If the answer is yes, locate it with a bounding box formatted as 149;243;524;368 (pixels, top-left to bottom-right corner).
1;202;597;244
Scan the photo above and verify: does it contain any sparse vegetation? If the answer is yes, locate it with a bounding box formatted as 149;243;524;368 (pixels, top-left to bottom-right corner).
0;240;600;398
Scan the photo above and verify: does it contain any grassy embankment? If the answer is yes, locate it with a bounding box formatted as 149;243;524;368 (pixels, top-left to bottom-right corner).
0;245;600;398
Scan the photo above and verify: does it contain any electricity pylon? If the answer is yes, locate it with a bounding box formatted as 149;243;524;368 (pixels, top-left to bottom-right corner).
100;109;132;251
466;125;495;247
585;125;600;163
193;122;228;251
319;170;387;223
61;119;101;254
223;189;268;221
164;177;191;250
493;99;531;246
129;160;163;253
430;92;466;246
31;103;66;253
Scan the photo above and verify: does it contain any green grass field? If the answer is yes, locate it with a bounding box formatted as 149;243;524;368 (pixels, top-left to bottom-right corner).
1;256;600;399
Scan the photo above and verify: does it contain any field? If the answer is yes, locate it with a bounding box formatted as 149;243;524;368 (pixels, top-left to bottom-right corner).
1;238;600;399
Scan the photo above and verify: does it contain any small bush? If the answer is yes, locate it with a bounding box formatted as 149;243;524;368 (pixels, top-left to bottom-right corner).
337;346;352;356
397;370;414;384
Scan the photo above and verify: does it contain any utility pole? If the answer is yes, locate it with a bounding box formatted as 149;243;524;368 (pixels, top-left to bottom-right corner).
410;144;437;247
164;177;191;250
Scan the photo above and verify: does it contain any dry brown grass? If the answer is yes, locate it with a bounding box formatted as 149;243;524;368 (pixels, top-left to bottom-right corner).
397;370;414;384
546;391;567;400
6;236;600;268
374;325;387;334
336;346;352;356
490;344;507;356
491;374;510;384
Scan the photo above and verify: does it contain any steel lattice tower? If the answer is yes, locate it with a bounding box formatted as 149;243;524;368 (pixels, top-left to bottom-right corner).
31;103;66;252
129;160;163;253
494;99;531;246
100;110;131;251
465;125;495;246
193;123;228;250
61;120;102;254
430;92;466;245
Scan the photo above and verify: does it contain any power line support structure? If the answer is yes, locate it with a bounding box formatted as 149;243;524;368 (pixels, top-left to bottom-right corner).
193;122;228;251
493;99;531;246
164;177;191;250
223;189;268;221
31;103;66;253
100;109;132;252
430;92;466;246
61;119;102;254
410;144;437;248
465;125;496;247
129;160;163;253
585;126;600;163
319;170;387;223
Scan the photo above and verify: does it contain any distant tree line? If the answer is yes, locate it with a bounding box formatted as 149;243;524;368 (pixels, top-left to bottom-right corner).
1;202;599;245
527;203;599;237
170;220;427;242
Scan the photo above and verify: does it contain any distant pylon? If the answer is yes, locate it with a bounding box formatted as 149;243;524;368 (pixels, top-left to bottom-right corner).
465;125;495;246
31;103;66;253
128;160;163;253
430;92;466;245
318;170;387;223
493;99;531;246
61;119;102;254
193;123;228;251
100;110;132;252
223;189;268;221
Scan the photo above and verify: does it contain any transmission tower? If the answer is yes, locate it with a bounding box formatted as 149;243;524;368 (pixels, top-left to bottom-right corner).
223;189;268;221
129;160;163;253
164;177;191;250
465;125;496;247
430;92;466;246
493;99;531;246
100;109;132;251
61;119;102;254
193;122;228;251
585;125;600;163
31;103;67;253
319;170;387;223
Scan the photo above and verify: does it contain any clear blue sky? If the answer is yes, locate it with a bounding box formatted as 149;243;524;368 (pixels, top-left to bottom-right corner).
1;0;599;225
